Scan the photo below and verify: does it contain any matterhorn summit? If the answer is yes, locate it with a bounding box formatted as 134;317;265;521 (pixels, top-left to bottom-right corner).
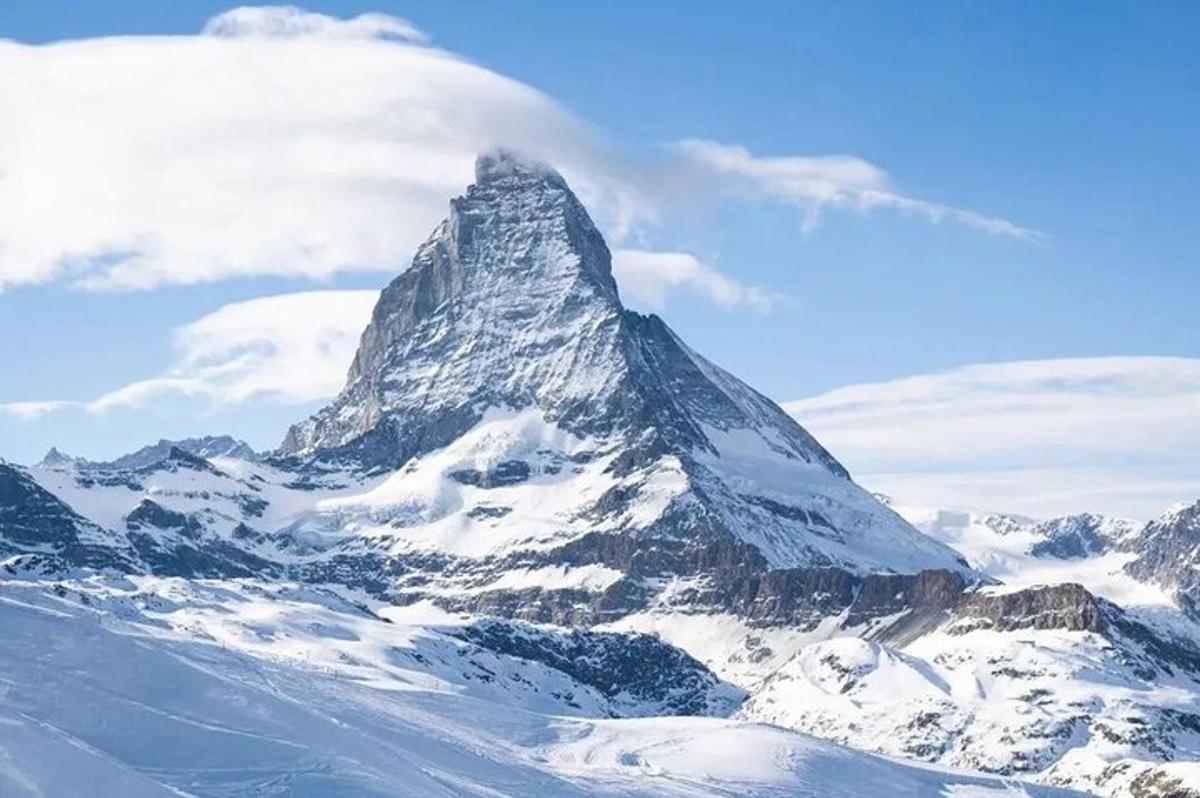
279;149;968;583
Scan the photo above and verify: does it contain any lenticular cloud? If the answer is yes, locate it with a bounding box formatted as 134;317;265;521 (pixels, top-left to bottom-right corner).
0;7;636;291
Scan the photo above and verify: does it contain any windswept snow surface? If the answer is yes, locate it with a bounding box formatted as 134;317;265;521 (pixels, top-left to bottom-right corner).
0;577;1081;798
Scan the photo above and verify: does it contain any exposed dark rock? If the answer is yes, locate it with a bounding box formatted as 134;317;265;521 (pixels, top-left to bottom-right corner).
230;522;266;544
123;499;279;579
448;460;531;488
466;505;512;520
1130;767;1200;798
126;499;203;539
952;583;1108;634
455;617;743;717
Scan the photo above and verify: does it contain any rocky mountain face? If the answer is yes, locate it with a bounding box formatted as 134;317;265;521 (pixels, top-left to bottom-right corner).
279;152;841;478
3;152;1199;797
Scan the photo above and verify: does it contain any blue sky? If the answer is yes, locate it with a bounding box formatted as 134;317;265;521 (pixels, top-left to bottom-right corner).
1;2;1197;517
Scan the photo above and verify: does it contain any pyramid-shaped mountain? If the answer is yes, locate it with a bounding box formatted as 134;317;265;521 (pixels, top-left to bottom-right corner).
278;150;967;585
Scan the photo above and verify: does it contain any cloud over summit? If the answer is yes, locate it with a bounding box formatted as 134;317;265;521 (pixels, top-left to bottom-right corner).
0;6;1035;296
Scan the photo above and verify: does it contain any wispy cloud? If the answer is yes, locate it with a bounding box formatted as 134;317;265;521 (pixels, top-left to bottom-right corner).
675;140;1043;241
0;6;1037;294
784;357;1200;519
201;5;427;41
612;249;778;312
0;401;78;421
0;291;379;417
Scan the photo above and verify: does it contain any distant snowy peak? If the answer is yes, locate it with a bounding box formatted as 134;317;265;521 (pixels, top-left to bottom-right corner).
39;435;257;471
978;512;1037;537
905;504;1141;563
38;446;79;468
1030;512;1141;559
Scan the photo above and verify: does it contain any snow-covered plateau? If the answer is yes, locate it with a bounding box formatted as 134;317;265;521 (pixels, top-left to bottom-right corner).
2;151;1198;797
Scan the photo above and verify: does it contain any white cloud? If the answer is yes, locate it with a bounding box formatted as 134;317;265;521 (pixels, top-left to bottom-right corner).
0;6;1036;295
676;139;1042;241
612;249;777;312
0;291;379;416
0;401;77;421
784;357;1200;519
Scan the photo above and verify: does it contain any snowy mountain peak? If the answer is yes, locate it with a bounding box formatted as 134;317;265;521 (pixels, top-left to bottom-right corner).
276;153;966;576
474;147;567;187
5;152;1198;798
38;446;78;468
277;148;634;463
36;436;257;472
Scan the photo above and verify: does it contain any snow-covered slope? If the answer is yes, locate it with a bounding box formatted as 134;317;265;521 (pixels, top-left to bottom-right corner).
600;577;1200;798
736;592;1200;798
0;575;1082;798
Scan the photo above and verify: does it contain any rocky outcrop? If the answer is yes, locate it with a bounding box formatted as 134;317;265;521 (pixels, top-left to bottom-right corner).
1129;768;1200;798
123;500;279;580
949;582;1200;679
126;499;203;539
952;583;1108;634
